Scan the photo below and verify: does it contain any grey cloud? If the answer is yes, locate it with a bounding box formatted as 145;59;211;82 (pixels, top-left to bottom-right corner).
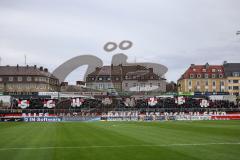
0;0;240;83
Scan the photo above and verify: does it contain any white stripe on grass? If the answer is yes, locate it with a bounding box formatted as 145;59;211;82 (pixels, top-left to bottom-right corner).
0;142;240;151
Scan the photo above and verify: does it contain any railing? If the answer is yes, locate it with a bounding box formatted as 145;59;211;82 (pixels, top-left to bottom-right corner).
0;107;240;114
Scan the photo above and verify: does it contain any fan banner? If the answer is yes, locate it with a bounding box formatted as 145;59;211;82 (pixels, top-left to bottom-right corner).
148;97;158;106
71;98;84;107
200;99;209;108
18;100;30;109
175;96;185;105
102;97;112;105
124;98;135;107
43;100;56;108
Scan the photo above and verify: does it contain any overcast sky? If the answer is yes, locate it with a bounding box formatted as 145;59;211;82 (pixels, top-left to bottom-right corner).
0;0;240;84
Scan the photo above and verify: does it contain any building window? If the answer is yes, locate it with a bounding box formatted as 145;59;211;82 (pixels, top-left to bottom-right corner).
27;77;32;81
212;74;216;78
205;74;208;78
233;72;239;77
205;80;208;86
212;81;216;86
116;77;119;81
196;81;200;86
98;84;104;89
91;77;95;81
197;74;201;78
190;74;194;78
107;77;111;81
212;69;216;72
40;77;46;82
229;86;233;90
9;77;13;81
220;80;225;86
202;69;206;72
233;86;239;90
188;80;192;86
40;84;45;89
219;74;223;78
158;83;161;87
18;77;22;82
30;84;35;88
150;83;152;87
35;77;38;82
0;77;2;82
7;84;12;89
141;83;145;87
125;83;128;87
98;77;103;81
233;80;239;83
17;84;21;89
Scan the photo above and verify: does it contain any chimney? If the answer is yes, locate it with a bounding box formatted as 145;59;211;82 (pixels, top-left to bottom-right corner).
190;64;195;67
223;61;227;65
149;68;153;73
61;82;68;86
76;81;86;86
96;67;100;71
27;65;29;68
44;68;48;72
39;66;43;71
17;64;19;69
34;65;37;69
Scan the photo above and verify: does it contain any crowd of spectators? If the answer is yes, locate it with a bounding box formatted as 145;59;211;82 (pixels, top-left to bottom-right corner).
4;96;239;111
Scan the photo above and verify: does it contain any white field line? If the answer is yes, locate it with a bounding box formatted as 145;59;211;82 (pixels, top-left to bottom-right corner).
0;142;240;151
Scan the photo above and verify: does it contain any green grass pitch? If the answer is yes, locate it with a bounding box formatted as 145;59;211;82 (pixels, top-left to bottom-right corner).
0;121;240;160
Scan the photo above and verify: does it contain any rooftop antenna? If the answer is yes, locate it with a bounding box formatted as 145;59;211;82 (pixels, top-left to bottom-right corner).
24;54;27;65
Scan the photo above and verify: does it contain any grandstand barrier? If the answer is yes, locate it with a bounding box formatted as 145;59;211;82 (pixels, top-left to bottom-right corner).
1;111;240;122
23;117;62;122
0;117;24;122
101;111;240;121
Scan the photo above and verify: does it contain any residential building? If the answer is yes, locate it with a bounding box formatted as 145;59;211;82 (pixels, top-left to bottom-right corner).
224;62;240;96
166;81;177;93
0;65;60;95
178;63;227;94
86;64;166;93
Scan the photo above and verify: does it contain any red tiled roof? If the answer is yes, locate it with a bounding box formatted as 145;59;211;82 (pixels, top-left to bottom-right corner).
180;64;224;79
